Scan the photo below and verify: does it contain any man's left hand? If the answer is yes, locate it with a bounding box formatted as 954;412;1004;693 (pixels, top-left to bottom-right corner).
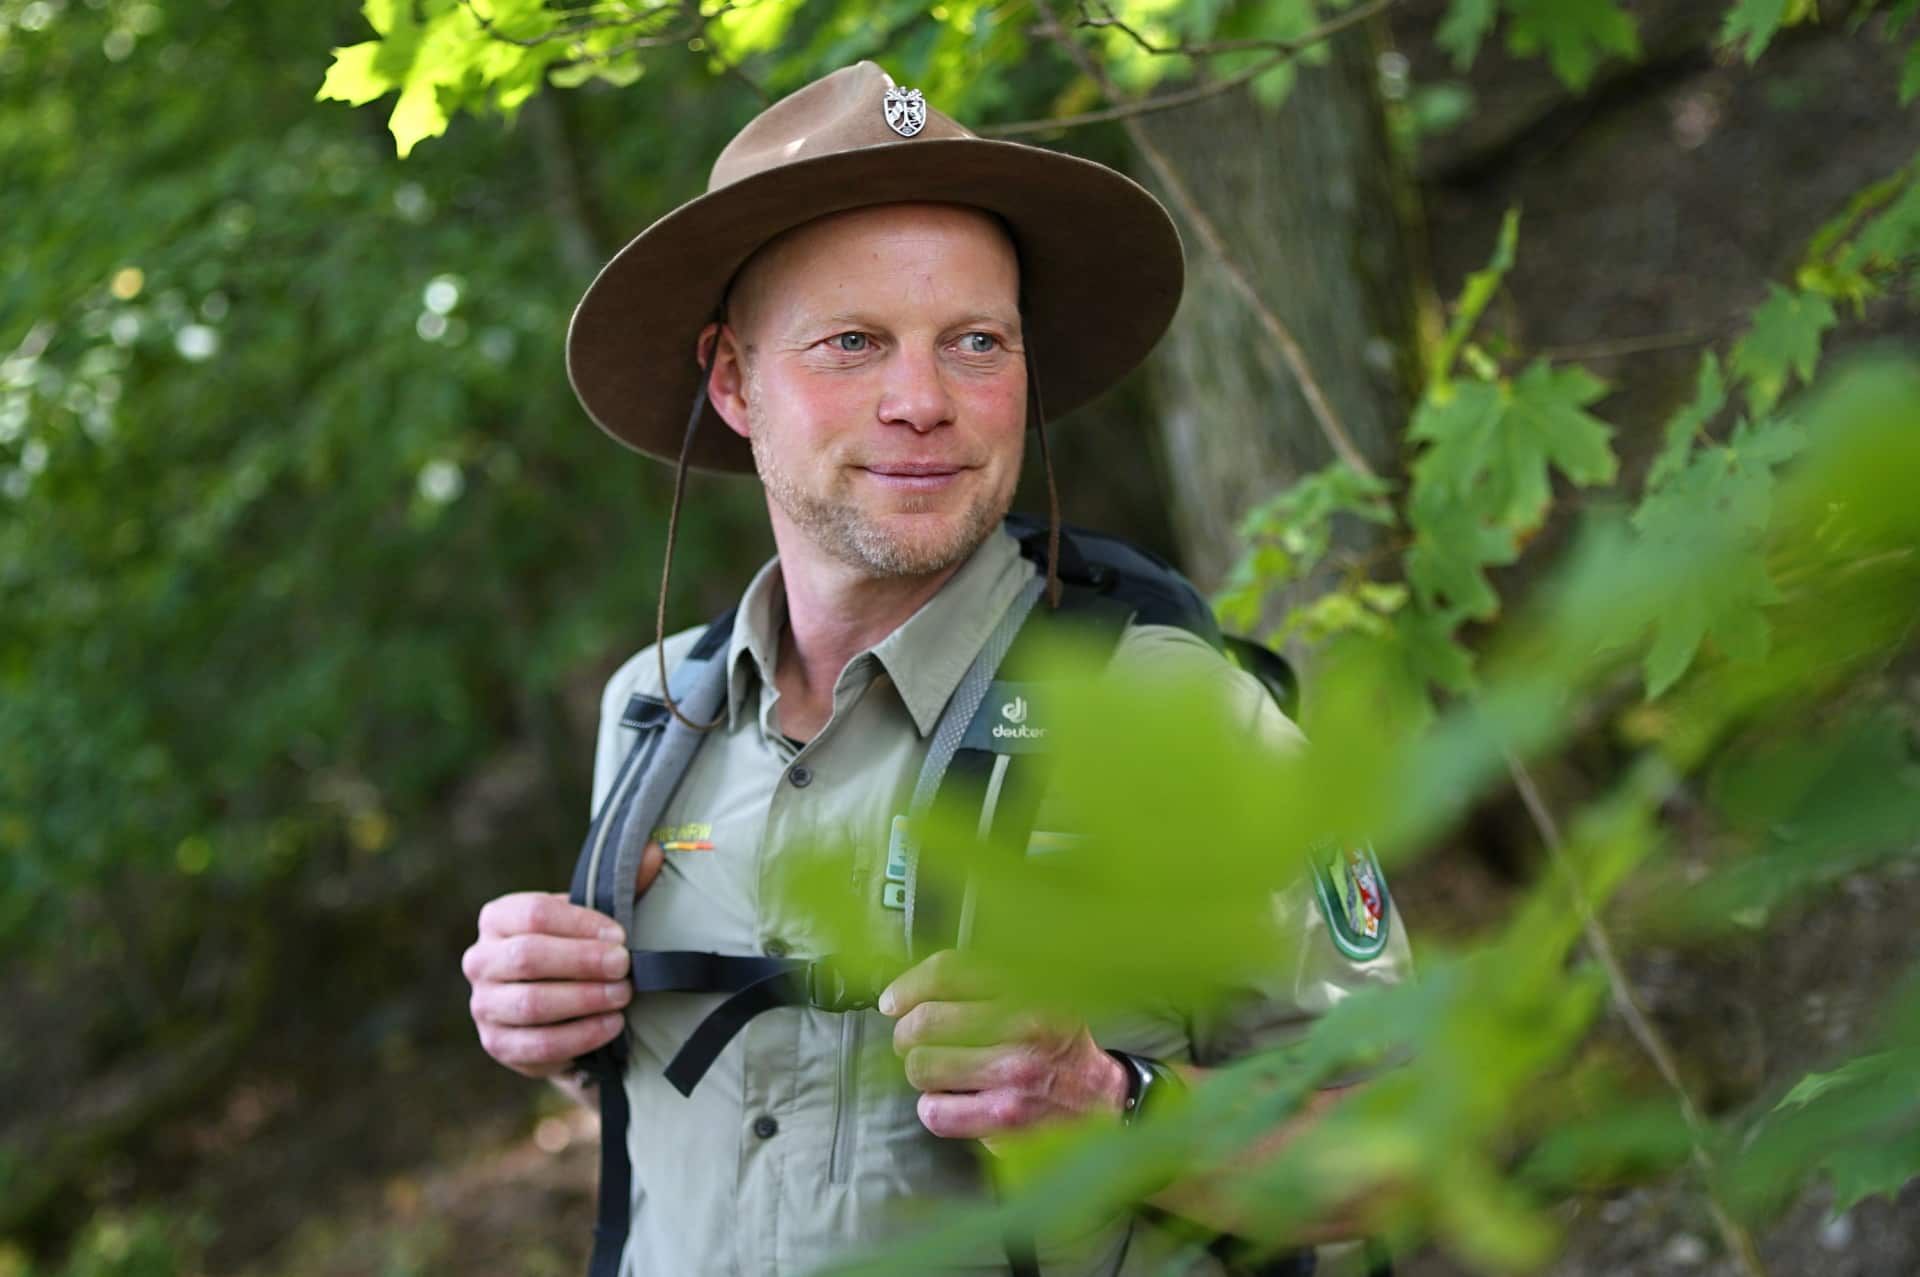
879;949;1128;1140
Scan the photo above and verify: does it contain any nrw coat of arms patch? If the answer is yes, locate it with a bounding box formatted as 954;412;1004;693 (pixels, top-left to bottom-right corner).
883;85;927;137
1309;842;1392;962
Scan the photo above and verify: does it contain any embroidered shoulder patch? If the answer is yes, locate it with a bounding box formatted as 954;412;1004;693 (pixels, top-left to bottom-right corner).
1309;842;1391;962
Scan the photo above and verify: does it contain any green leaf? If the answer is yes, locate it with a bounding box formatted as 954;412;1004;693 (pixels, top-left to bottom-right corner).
1843;162;1920;275
1902;41;1920;104
1730;284;1838;416
1411;365;1615;534
1827;1131;1920;1213
1431;208;1520;386
1436;0;1498;69
1503;0;1639;92
1777;1052;1912;1111
1393;604;1476;692
1409;378;1508;504
1496;361;1617;525
389;70;450;159
1647;354;1726;490
317;41;394;107
710;0;804;63
1407;480;1518;619
1720;0;1786;63
1720;0;1818;64
1632;448;1784;696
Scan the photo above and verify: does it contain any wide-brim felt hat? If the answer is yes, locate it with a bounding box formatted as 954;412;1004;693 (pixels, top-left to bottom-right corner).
566;60;1186;474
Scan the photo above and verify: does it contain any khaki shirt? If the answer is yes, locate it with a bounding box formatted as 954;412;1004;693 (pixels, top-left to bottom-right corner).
590;528;1412;1276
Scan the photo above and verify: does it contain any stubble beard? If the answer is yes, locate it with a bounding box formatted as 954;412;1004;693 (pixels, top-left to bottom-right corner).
746;385;1012;580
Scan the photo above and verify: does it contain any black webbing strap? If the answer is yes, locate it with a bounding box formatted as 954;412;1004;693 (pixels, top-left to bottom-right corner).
584;1037;632;1277
630;951;806;1097
626;950;883;1096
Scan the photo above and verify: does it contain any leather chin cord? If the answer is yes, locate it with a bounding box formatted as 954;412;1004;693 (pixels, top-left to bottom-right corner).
654;343;1065;730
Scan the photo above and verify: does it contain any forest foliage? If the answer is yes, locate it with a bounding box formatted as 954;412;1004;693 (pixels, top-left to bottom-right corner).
5;0;1920;1273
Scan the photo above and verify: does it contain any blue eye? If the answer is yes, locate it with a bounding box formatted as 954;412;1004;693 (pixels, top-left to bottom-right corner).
960;332;999;354
830;332;870;352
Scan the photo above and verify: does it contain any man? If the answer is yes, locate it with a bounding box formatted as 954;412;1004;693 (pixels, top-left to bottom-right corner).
461;62;1410;1275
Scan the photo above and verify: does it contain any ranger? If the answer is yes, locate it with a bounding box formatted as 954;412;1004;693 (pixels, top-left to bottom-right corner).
461;61;1411;1276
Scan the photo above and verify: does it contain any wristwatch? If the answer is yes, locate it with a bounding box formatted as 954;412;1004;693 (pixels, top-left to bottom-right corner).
1107;1049;1181;1126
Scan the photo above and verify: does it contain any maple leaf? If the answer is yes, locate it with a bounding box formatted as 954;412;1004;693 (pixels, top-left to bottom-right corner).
1503;0;1639;92
1730;285;1838;417
1436;0;1498;70
1406;479;1518;621
316;0;561;157
1719;0;1817;64
1494;362;1617;527
1647;355;1727;491
1632;449;1783;696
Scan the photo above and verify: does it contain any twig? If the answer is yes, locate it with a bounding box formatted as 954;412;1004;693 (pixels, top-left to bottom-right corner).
458;0;689;48
1074;0;1382;59
985;0;1397;138
1030;0;1379;480
1505;751;1770;1277
1538;324;1730;362
460;0;763;100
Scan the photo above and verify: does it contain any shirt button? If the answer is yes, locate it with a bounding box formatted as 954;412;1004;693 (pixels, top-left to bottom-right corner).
787;764;812;788
763;938;789;958
752;1115;779;1139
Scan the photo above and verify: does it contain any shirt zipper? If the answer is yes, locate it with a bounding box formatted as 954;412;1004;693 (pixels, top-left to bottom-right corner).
829;1010;863;1185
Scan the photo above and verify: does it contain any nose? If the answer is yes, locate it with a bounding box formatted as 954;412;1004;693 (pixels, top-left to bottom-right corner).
875;346;956;434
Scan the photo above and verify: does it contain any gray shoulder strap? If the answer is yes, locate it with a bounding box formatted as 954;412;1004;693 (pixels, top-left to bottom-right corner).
902;573;1045;956
607;649;731;937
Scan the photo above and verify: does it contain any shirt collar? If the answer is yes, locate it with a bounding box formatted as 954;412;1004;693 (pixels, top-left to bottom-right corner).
723;526;1034;737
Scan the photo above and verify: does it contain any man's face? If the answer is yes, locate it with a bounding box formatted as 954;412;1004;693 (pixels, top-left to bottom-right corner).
709;203;1026;579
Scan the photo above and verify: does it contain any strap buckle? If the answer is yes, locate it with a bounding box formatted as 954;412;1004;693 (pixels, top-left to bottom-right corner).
805;956;879;1013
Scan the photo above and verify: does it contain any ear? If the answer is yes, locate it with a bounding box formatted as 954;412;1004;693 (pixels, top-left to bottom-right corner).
702;322;752;441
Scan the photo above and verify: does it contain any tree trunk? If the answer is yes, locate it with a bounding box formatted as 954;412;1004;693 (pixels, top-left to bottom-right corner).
1141;21;1422;608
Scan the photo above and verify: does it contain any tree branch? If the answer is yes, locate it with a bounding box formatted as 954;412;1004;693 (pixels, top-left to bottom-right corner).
985;0;1397;139
1028;0;1378;480
1073;0;1386;59
457;0;692;49
1505;751;1770;1277
1537;322;1732;363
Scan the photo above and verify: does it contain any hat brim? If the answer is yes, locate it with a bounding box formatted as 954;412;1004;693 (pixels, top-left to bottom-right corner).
566;137;1184;474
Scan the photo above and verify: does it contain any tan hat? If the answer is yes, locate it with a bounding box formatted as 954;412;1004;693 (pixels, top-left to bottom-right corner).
565;61;1185;474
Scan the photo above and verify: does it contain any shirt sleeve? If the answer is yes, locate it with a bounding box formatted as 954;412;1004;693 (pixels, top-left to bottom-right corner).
1101;625;1415;1069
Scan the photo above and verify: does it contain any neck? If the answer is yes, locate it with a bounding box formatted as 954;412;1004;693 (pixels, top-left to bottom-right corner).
768;519;975;740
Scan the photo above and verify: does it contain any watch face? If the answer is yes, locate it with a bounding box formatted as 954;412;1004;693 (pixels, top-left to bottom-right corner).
1115;1051;1171;1125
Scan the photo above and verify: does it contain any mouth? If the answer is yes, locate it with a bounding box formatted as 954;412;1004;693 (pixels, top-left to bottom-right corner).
857;462;972;492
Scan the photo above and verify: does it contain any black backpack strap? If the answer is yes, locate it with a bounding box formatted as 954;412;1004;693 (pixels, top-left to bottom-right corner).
584;1035;632;1277
624;950;882;1096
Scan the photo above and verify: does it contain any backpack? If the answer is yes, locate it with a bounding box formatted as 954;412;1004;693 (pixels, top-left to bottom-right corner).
565;516;1354;1277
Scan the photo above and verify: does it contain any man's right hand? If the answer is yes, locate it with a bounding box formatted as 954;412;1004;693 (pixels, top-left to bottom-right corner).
463;891;633;1079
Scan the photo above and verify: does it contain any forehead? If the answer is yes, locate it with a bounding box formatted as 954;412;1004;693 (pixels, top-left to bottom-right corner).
727;202;1021;322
